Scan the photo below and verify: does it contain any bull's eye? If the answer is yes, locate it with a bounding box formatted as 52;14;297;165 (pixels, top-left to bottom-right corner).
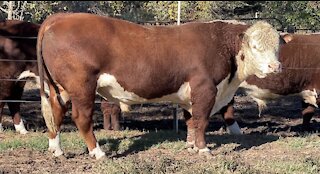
252;45;257;50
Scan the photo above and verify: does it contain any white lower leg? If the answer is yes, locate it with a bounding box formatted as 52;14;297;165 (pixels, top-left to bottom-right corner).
0;123;3;132
89;142;105;159
48;132;63;156
14;120;28;134
227;121;242;135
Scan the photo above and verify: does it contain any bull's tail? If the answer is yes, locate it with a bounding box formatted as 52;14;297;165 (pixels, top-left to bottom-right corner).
37;25;65;133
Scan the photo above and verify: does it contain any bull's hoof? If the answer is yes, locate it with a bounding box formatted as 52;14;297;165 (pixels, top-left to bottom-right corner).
48;147;64;157
227;121;242;135
198;147;212;158
89;143;106;160
187;147;198;154
19;129;28;135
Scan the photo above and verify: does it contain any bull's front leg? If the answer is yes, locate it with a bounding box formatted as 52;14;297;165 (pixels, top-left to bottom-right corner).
188;77;217;157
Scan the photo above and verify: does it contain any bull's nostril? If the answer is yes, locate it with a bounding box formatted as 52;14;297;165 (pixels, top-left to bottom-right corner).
268;64;272;68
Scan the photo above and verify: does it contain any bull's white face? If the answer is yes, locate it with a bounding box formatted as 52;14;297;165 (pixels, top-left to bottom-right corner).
241;21;282;79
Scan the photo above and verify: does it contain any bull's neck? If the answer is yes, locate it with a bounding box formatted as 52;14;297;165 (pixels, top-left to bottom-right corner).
227;32;247;83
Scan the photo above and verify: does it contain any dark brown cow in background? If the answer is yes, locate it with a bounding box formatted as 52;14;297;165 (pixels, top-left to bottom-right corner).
0;20;118;134
222;34;320;134
0;20;39;134
37;13;283;159
101;99;121;131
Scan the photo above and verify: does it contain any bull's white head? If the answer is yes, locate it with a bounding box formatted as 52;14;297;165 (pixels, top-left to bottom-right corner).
239;21;283;79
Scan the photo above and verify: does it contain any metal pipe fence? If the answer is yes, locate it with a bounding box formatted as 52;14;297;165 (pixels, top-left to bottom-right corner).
1;18;320;131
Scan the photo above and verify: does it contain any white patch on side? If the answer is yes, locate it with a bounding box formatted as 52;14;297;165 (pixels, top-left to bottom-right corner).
41;95;57;133
17;70;37;80
0;123;3;132
210;74;241;116
300;89;318;108
227;121;242;135
14;120;28;135
48;131;63;156
89;142;105;159
96;73;192;112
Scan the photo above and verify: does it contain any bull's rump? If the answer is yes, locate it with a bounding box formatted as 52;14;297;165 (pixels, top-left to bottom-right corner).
41;13;214;101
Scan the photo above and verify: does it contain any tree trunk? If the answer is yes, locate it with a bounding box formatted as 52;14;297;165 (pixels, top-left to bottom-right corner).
7;1;13;20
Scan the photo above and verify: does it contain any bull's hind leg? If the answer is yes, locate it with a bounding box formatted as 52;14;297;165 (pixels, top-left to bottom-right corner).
189;77;216;156
71;91;105;159
221;100;242;135
0;102;4;132
8;82;28;134
184;110;196;150
301;101;316;130
45;84;69;157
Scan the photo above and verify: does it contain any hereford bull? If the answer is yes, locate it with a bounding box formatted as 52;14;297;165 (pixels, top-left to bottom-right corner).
222;33;320;134
37;13;284;159
0;20;39;134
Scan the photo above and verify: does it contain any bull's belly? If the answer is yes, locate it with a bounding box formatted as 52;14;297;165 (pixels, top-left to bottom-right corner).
96;73;192;112
240;81;319;108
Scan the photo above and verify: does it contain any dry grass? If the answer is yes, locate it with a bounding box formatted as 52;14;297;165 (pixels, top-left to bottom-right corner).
1;130;319;174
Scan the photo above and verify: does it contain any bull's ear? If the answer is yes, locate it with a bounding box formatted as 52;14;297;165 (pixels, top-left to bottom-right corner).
280;34;293;44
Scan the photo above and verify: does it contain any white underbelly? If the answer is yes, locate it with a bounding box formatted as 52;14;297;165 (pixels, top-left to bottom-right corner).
96;73;192;111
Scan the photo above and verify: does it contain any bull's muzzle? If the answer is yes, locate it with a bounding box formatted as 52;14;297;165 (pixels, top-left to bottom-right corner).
268;62;282;73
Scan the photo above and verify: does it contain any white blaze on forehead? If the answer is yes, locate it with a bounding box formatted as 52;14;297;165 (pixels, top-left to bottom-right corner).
210;74;241;115
240;21;281;79
97;73;192;112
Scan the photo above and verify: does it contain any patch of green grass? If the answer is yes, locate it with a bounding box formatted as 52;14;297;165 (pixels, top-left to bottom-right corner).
0;132;48;151
258;156;320;174
278;134;320;149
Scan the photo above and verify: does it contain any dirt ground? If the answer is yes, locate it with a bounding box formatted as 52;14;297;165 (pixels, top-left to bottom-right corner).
0;82;320;173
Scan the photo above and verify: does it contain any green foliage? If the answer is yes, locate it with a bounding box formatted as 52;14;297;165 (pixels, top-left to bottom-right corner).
1;1;320;30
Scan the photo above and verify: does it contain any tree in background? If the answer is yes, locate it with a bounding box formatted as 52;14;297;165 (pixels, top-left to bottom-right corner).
0;1;27;20
0;1;319;31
